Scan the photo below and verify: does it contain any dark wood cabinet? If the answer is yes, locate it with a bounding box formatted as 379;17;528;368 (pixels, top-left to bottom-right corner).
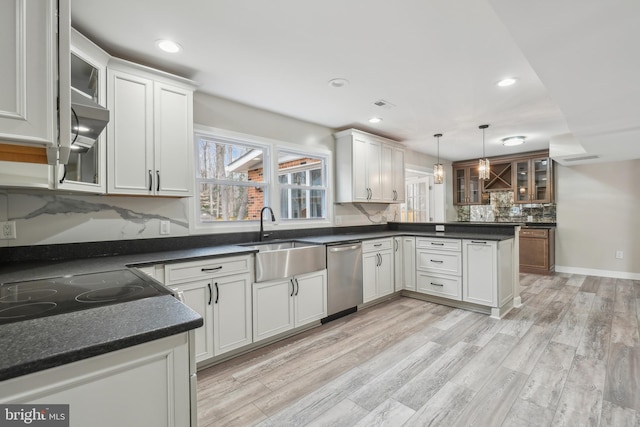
483;162;513;192
453;164;486;205
514;157;553;204
519;227;555;274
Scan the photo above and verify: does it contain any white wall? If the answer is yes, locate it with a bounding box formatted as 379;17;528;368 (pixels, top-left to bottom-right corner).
555;159;640;278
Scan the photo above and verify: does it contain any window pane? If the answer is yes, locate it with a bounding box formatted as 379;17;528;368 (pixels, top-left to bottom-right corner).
310;169;322;186
199;183;265;221
290;189;306;219
291;171;306;185
310;189;325;218
280;188;289;219
197;139;265;183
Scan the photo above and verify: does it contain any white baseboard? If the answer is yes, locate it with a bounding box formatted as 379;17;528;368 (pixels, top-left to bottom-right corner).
555;265;640;280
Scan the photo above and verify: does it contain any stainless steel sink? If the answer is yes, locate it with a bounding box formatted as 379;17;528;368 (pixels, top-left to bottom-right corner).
242;241;326;282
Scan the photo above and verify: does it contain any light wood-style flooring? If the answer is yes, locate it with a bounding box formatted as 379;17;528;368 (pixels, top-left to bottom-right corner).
197;273;640;426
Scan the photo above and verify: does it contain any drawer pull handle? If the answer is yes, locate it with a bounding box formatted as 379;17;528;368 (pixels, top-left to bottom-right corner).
201;266;223;272
374;243;383;247
431;242;444;246
430;282;444;287
471;241;487;244
430;259;444;263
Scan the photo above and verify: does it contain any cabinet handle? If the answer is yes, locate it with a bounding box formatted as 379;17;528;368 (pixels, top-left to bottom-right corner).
201;266;223;272
59;165;67;184
156;170;160;192
395;240;399;251
378;253;383;266
294;278;300;296
430;282;444;287
430;242;444;246
148;170;153;191
374;243;383;247
393;190;397;200
471;241;487;244
430;259;444;263
207;283;212;305
214;282;219;304
290;279;295;297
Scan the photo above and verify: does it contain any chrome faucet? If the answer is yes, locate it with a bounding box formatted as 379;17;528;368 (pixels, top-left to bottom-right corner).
259;206;276;241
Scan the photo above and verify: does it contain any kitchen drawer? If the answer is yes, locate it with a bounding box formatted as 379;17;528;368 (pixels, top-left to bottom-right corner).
417;250;462;276
416;238;461;251
165;255;251;284
520;228;548;238
417;272;462;300
363;238;393;253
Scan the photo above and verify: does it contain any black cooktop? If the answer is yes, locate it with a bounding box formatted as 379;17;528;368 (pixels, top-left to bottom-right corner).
0;269;172;325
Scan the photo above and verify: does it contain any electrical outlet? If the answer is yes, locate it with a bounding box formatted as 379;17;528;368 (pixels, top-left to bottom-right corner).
615;250;624;259
160;220;170;235
1;221;17;239
435;225;445;232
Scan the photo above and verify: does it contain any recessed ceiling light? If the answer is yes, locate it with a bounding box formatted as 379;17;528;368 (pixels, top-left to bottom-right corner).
328;78;349;88
368;117;383;124
502;136;526;146
497;77;517;87
156;39;182;53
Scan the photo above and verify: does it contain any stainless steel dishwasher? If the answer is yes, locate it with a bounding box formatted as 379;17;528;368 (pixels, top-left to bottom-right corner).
325;241;363;320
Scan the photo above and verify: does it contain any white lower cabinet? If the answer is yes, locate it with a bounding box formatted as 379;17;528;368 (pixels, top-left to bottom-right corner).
166;255;253;362
0;333;193;427
363;239;394;303
463;239;514;310
253;269;327;342
401;236;416;291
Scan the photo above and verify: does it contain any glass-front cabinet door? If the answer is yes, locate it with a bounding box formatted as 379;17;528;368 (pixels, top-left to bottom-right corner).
514;157;552;204
453;165;482;205
55;29;109;193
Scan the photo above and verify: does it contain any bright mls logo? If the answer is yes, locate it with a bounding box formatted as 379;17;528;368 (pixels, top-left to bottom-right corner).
0;405;68;426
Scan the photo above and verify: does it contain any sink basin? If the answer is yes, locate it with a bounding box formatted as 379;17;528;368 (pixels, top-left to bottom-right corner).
242;241;326;282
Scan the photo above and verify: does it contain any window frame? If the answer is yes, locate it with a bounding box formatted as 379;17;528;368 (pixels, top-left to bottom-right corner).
276;151;328;221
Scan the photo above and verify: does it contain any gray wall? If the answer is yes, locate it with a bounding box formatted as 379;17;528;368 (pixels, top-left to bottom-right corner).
555;159;640;277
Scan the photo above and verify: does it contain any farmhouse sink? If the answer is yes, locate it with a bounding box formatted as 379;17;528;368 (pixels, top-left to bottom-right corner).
242;240;326;282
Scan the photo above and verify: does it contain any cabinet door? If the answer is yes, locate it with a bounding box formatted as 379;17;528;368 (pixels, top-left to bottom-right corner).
402;237;416;290
294;270;327;327
514;160;530;203
107;69;154;195
0;1;57;154
468;167;481;204
377;250;394;297
463;240;497;306
172;279;214;362
213;273;252;355
154;82;193;196
362;252;379;303
253;279;294;342
394;237;403;291
367;140;383;201
392;147;406;202
532;158;551;203
381;144;395;202
352;137;370;201
453;167;466;205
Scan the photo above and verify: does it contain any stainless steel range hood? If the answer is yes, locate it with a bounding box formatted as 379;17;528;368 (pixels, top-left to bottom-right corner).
70;87;110;153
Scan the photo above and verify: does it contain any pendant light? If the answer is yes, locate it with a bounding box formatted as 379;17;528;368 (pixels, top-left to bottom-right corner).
478;124;490;180
433;133;444;184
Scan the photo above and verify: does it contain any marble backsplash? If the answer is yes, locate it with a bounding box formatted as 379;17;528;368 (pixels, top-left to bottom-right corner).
456;191;556;223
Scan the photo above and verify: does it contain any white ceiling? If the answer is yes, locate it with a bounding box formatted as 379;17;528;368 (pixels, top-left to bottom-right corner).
70;0;640;164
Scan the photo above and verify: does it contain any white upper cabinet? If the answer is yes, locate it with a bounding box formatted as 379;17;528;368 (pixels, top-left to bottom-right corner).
107;58;195;196
0;0;62;163
335;129;405;203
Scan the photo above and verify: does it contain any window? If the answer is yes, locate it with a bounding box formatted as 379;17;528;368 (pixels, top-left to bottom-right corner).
277;151;326;220
196;134;269;222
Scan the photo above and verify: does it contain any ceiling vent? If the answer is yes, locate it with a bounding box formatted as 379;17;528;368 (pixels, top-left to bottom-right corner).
564;155;600;162
374;99;396;109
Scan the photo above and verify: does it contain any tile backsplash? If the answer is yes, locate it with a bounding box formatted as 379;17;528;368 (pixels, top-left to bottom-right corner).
456;191;556;223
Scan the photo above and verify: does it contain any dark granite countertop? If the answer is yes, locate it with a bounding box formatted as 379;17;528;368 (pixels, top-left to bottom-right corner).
0;296;202;381
298;231;515;245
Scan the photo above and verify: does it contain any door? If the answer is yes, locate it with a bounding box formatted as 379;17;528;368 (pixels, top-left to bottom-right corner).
294;270;327;327
394;237;403;291
154;82;193;196
107;69;154;194
213;273;252;355
362;252;379;303
377;250;394;297
172;279;214;362
463;240;497;307
253;279;294;342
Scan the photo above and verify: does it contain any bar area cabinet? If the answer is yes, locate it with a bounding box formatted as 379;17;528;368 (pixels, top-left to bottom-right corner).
514;156;553;204
453;164;483;205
